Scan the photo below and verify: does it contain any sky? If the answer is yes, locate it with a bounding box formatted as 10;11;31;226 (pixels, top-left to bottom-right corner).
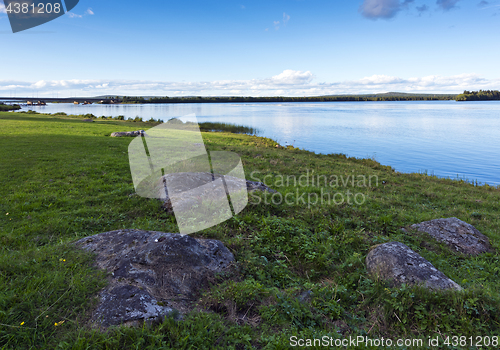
0;0;499;97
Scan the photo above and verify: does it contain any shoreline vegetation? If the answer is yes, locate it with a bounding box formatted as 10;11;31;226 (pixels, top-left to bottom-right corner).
16;110;259;134
3;90;499;105
0;103;21;111
1;111;500;348
121;92;459;104
456;90;500;101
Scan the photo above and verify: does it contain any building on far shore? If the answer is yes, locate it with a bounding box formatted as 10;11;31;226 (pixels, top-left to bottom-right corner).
99;99;120;104
27;100;46;106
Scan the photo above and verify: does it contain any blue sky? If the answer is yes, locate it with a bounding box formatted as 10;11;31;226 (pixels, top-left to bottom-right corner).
1;0;499;97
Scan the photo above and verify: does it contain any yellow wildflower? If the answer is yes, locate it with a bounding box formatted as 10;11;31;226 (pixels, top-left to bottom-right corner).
54;320;65;326
20;322;24;326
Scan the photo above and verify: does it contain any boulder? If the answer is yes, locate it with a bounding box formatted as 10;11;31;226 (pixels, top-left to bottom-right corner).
366;241;462;291
111;130;145;137
154;172;276;213
410;217;492;255
246;179;277;193
83;119;94;122
74;229;234;328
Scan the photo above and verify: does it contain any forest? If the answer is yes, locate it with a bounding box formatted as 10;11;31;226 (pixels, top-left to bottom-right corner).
0;103;21;111
121;93;457;104
456;90;500;101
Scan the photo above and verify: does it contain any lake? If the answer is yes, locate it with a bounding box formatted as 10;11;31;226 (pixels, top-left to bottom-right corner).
14;101;500;186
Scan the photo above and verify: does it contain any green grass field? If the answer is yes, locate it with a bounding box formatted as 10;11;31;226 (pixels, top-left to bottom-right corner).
1;111;499;349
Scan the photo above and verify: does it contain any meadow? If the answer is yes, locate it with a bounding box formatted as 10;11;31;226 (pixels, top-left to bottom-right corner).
1;111;499;349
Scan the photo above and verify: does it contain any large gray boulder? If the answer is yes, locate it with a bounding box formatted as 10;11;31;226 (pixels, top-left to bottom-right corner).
410;217;493;255
111;130;145;137
153;172;276;213
366;241;462;291
74;229;234;328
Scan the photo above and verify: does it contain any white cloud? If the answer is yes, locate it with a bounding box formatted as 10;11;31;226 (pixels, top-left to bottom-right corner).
358;75;405;85
1;72;498;97
360;0;403;19
272;70;314;85
0;3;6;14
68;7;94;18
273;13;290;30
283;12;290;25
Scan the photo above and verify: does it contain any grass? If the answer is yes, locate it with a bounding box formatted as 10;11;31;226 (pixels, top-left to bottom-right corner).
166;117;259;134
1;111;500;349
198;122;258;135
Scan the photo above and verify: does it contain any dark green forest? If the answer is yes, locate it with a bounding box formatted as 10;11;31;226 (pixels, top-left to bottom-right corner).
456;90;500;101
0;103;21;111
121;93;457;104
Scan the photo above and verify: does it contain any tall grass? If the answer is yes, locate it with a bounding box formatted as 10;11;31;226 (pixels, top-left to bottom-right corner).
199;122;258;134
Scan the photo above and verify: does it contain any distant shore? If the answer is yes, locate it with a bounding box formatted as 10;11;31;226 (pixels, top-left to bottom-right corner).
3;90;499;105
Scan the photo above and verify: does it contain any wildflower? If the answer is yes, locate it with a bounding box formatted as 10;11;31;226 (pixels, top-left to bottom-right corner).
54;320;65;326
20;322;25;326
5;213;8;215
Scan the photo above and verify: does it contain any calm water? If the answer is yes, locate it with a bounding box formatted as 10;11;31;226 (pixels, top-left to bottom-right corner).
15;101;500;186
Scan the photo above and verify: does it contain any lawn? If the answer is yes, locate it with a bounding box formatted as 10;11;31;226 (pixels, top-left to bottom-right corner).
1;111;499;349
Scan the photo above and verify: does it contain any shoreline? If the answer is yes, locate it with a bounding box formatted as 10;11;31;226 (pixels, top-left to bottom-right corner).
9;109;500;188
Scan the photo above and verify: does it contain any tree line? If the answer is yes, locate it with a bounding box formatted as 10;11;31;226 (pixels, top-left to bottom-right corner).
0;103;21;111
121;94;457;104
456;90;500;101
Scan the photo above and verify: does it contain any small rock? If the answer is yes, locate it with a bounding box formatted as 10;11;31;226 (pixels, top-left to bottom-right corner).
366;241;462;291
297;290;313;303
74;229;234;329
111;130;145;137
95;285;177;328
245;179;277;194
410;217;493;255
